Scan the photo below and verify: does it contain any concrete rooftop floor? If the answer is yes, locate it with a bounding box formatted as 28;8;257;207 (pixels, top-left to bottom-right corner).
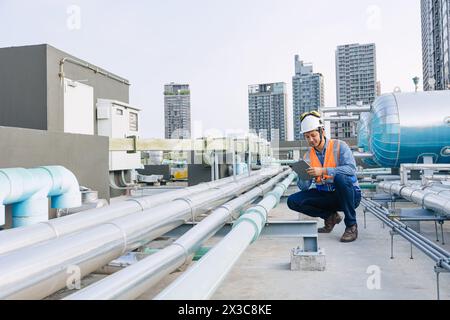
51;185;450;300
136;187;450;300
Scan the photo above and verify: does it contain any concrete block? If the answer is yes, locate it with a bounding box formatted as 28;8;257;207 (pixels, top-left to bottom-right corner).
290;247;326;271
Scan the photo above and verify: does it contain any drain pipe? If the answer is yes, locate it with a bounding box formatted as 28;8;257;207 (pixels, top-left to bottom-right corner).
0;171;262;256
65;169;292;300
0;166;81;227
0;168;283;300
155;171;297;300
59;57;130;86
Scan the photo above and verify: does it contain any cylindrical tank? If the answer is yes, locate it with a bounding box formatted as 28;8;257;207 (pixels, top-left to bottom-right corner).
357;112;378;167
369;91;450;167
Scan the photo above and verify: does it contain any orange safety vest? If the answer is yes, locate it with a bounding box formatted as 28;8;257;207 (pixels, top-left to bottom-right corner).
303;139;341;185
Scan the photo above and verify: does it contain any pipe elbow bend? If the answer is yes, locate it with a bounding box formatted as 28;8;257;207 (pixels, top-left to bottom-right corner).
41;166;82;209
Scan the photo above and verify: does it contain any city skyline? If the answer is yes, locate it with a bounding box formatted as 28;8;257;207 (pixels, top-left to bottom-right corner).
0;0;423;140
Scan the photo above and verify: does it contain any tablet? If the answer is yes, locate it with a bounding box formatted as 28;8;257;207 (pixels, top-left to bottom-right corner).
289;160;312;181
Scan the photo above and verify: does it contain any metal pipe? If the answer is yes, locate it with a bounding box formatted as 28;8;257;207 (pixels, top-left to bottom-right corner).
369;208;448;266
0;171;259;256
361;198;450;259
65;170;292;300
0;168;283;299
423;175;450;182
361;201;446;265
353;152;375;159
400;164;450;185
323;116;360;122
320;106;371;113
59;57;130;86
155;172;297;300
378;181;450;217
214;152;220;180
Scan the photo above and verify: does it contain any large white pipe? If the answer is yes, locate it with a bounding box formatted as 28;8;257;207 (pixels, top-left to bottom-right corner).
0;168;283;299
155;172;297;300
0;171;259;256
0;166;81;227
64;169;292;300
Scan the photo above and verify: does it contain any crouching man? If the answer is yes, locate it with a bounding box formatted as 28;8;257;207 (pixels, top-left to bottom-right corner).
287;111;361;243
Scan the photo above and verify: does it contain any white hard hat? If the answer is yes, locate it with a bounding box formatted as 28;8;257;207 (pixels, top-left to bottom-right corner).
300;113;324;134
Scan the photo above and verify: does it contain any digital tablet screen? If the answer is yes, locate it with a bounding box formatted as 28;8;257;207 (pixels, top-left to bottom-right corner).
289;160;311;181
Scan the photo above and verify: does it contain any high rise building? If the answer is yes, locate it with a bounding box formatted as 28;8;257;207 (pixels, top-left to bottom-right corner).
164;83;191;139
421;0;450;91
333;43;377;139
292;55;324;141
248;82;287;142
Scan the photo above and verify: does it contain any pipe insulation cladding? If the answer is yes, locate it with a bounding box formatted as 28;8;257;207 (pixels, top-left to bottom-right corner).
0;167;284;300
0;170;265;256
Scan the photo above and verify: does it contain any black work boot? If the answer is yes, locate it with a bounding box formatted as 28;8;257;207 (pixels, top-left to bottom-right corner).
340;224;358;242
318;212;342;233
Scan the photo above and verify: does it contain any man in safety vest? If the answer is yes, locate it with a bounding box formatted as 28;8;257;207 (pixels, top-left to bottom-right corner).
287;111;361;243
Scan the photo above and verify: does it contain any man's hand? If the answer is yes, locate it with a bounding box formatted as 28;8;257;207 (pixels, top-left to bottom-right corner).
306;167;326;177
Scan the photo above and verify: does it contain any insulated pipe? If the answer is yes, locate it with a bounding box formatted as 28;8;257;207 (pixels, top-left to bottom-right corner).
378;181;450;217
323;116;360;122
65;169;292;300
0;166;81;227
0;168;283;300
0;171;261;256
423;175;450;182
320;106;371;113
353;152;375;159
155;172;297;300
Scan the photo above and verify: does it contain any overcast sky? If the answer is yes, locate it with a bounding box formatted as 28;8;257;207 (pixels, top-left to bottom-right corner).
0;0;422;140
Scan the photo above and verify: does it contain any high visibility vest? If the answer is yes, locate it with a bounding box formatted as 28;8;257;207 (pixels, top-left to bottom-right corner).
303;139;341;185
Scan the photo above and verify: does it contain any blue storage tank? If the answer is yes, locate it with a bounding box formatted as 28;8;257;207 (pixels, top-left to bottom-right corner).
357;112;378;167
369;91;450;167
